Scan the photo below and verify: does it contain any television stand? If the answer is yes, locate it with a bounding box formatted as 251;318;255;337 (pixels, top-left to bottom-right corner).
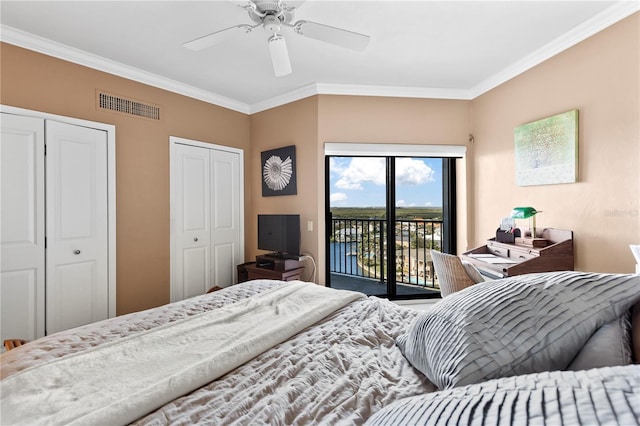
246;255;304;281
255;254;302;272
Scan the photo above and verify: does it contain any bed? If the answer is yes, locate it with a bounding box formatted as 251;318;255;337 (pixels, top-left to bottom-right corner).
1;271;639;425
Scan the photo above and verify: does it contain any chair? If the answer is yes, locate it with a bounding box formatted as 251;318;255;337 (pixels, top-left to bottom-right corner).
430;250;486;297
3;339;27;351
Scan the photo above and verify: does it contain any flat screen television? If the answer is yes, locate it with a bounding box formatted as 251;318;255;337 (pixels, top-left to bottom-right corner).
257;214;301;259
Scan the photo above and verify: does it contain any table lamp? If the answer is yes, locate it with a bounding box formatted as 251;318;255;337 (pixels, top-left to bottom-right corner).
510;207;540;238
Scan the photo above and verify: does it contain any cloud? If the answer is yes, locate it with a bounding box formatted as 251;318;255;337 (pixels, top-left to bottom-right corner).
329;158;348;177
335;158;386;190
330;192;348;203
396;158;436;185
397;200;419;207
333;158;435;190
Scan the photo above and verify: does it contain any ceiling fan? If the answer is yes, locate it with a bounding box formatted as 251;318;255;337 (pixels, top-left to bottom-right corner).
183;0;370;77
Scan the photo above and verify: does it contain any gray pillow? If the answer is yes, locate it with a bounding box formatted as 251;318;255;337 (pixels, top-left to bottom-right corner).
365;365;640;426
396;271;640;390
566;312;632;370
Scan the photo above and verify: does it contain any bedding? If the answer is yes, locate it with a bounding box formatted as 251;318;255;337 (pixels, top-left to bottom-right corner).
1;272;639;425
567;312;633;371
396;271;640;390
366;365;640;425
1;280;435;424
1;280;283;380
1;282;365;425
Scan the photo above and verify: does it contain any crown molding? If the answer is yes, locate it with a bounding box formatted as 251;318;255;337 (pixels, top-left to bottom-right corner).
316;83;472;101
247;83;472;114
2;1;637;115
0;25;251;114
248;83;319;114
470;1;640;98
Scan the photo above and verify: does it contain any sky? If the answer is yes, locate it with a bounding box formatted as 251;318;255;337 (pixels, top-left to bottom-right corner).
329;157;443;208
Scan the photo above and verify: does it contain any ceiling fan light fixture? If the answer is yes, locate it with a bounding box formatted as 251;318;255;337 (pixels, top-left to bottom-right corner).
262;14;282;34
268;34;292;77
183;0;371;77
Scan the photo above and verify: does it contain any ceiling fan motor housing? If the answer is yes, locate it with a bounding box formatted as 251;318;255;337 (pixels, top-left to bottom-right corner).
248;0;295;26
263;15;282;34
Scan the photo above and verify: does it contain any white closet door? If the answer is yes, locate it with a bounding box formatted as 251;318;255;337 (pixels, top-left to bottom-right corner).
0;114;46;342
172;143;212;301
45;121;109;334
210;149;241;287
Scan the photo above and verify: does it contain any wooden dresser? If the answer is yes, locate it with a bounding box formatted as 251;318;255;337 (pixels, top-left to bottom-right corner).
462;228;574;279
244;255;305;281
245;264;305;281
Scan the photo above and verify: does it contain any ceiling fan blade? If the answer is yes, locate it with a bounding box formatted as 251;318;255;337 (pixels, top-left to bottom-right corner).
183;24;255;51
291;20;370;51
268;34;292;77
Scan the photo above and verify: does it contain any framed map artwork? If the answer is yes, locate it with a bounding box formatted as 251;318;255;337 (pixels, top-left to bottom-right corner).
514;109;578;186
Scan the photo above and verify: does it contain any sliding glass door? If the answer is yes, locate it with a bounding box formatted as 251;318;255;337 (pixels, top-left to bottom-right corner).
327;157;389;296
393;157;444;297
326;154;457;299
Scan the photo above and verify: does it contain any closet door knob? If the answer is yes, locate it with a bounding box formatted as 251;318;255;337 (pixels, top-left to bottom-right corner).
74;250;81;255
194;237;199;242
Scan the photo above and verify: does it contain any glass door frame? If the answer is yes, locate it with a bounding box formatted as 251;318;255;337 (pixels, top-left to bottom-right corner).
325;155;458;300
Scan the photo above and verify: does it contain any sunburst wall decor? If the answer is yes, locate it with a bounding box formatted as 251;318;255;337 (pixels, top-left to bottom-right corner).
261;145;297;196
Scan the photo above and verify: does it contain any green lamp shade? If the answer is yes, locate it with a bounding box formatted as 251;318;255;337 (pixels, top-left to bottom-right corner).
511;207;539;219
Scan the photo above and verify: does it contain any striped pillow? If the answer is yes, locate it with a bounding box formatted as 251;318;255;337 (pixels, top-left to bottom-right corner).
366;365;640;425
396;271;640;390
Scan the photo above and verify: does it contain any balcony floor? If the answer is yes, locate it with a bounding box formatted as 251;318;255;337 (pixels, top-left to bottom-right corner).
329;273;440;298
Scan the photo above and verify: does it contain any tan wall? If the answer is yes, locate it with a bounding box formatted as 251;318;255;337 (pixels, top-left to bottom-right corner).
471;13;639;273
0;43;251;315
317;95;473;283
248;96;319;278
249;96;473;285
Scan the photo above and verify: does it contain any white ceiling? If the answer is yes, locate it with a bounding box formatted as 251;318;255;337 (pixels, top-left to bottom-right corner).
1;1;638;114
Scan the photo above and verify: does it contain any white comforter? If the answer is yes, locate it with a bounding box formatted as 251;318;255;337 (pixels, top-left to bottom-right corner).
1;282;364;425
1;280;435;425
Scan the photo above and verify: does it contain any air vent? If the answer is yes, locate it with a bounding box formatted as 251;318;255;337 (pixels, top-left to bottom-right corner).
97;91;160;120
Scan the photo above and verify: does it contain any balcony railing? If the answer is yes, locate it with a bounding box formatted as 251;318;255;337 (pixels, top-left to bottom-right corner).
329;217;443;290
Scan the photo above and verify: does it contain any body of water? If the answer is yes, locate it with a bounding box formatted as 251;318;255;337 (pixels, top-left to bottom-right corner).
329;241;362;275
